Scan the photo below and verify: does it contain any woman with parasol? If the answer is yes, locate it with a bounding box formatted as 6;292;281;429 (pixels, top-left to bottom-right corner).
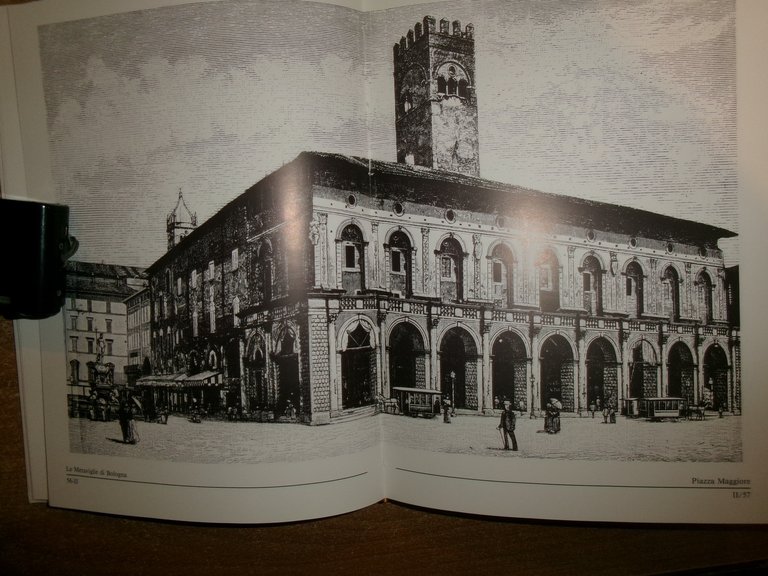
546;398;562;434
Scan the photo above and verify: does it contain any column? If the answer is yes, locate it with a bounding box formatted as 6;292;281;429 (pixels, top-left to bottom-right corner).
421;228;430;295
481;319;491;412
328;314;339;413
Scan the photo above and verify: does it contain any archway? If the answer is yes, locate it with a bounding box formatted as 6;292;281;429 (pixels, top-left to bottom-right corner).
703;344;729;410
341;322;377;409
668;342;695;404
439;327;478;410
629;340;658;399
539;334;575;411
245;334;267;409
586;337;618;410
389;323;426;390
276;331;300;414
492;331;527;411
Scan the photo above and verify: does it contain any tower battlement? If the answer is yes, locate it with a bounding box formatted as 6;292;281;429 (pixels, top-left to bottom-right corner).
393;16;479;177
393;16;474;60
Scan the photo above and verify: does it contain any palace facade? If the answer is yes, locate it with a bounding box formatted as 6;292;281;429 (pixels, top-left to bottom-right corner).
139;16;740;424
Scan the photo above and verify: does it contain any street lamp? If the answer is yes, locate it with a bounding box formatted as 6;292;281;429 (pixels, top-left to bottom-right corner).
529;372;536;419
449;370;456;416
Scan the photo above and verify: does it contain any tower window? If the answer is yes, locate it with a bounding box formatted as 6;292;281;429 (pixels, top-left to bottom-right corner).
437;76;447;94
447;77;457;95
458;79;468;98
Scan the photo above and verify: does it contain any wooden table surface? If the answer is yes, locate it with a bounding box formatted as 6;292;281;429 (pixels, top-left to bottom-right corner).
1;317;767;575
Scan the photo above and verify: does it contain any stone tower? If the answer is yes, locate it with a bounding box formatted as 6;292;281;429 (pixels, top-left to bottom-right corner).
393;16;479;177
166;188;197;251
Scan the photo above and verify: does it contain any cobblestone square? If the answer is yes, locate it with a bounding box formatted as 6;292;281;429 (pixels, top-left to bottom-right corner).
69;411;741;464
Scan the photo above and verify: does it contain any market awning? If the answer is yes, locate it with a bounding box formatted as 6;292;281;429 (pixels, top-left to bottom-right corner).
182;371;222;387
136;373;186;388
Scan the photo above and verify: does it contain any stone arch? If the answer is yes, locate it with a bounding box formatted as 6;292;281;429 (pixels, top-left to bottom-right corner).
434;60;472;87
667;340;695;403
339;317;378;409
703;343;729;410
491;330;528;412
438;325;480;410
539;333;576;412
244;331;268;409
388;321;428;391
586;336;619;412
628;338;658;399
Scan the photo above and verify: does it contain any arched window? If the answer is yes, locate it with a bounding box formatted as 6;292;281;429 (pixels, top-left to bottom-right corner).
662;266;681;321
697;271;714;324
340;224;366;294
490;244;515;308
259;242;274;304
581;255;603;315
402;90;413;113
458;79;468;98
232;296;240;328
437;76;447;94
387;231;412;297
438;237;463;301
625;261;644;317
538;249;560;312
447;77;457;95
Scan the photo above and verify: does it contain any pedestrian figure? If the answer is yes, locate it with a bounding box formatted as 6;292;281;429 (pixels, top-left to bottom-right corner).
442;396;451;423
546;399;561;434
117;398;130;442
498;401;518;451
117;398;137;444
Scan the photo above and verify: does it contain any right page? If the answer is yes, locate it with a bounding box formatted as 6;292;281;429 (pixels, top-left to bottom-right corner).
368;0;768;523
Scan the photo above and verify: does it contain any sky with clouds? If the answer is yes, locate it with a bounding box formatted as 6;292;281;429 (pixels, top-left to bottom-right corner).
37;0;737;268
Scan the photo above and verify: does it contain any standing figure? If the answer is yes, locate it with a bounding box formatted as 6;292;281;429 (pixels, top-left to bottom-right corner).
498;401;518;451
117;398;136;444
442;396;452;423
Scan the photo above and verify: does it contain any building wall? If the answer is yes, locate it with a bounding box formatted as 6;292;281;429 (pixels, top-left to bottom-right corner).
307;180;738;418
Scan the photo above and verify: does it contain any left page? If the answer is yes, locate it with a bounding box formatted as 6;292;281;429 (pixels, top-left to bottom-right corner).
1;0;383;523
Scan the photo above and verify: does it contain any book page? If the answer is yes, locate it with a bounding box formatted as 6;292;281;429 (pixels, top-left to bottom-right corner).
372;0;767;523
2;0;384;523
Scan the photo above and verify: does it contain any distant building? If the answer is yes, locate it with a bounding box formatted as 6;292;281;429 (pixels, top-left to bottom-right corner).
124;286;151;386
140;16;740;424
64;261;146;406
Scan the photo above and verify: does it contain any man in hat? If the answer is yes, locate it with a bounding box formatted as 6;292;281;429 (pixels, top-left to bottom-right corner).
498;400;518;451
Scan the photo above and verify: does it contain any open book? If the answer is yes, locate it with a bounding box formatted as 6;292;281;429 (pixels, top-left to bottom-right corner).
2;0;767;524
